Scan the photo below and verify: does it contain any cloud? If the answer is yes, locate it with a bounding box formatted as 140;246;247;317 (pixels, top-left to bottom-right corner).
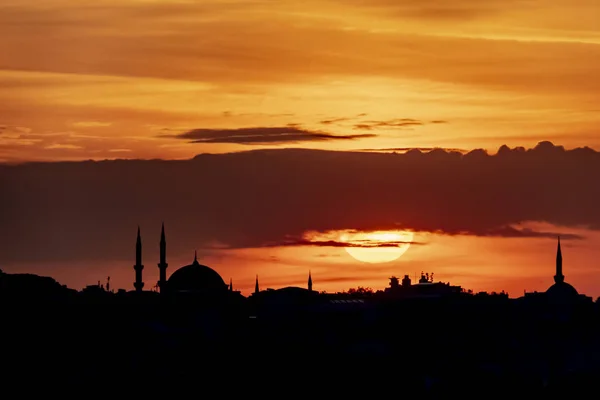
482;226;583;240
315;254;341;258
0;125;41;146
320;117;353;125
2;0;600;99
338;0;533;20
44;144;83;150
359;147;467;153
352;118;442;130
244;237;423;249
1;141;599;265
0;123;192;162
167;126;376;145
71;121;112;128
0;126;95;160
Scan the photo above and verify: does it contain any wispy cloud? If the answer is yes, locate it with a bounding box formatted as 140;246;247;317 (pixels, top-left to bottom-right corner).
44;144;83;150
484;225;584;240
0;125;41;146
353;118;444;130
359;147;467;153
0;124;165;162
253;238;422;249
320;117;353;125
71;121;113;128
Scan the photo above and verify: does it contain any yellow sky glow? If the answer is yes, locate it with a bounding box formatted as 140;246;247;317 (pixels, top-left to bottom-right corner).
1;0;600;162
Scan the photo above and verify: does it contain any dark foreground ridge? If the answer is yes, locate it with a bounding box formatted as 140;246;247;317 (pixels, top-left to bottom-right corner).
1;282;600;395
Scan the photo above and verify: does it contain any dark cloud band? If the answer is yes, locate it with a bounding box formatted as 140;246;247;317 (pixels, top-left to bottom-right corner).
0;141;597;264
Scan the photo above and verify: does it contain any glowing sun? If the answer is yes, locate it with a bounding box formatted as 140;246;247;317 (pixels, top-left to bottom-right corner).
341;230;414;264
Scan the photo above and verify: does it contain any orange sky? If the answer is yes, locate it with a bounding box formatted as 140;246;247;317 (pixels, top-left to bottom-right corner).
1;1;600;298
2;0;600;162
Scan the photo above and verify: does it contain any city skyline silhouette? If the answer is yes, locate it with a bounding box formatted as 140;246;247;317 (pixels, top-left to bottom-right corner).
1;226;599;396
2;1;600;394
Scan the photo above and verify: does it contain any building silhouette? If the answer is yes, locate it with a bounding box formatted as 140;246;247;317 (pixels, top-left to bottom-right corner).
523;236;591;304
547;236;579;299
157;222;168;292
133;226;144;292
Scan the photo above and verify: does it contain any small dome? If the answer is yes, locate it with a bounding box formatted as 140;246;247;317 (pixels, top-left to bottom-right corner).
167;257;227;293
276;286;313;295
546;281;579;298
258;286;317;302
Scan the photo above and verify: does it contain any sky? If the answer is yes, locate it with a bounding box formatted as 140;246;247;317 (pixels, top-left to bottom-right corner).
1;0;600;297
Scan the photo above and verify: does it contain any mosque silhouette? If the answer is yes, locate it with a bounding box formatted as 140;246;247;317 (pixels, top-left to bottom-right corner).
129;223;314;299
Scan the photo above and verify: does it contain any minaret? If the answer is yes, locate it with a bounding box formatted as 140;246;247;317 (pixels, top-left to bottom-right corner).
554;236;564;283
133;226;144;292
157;222;168;293
308;270;313;292
254;275;260;294
229;278;233;292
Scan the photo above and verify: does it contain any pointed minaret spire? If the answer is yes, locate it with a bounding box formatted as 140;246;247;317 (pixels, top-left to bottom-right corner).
254;274;260;294
157;222;168;293
194;250;198;263
136;226;142;266
160;222;166;264
308;270;313;292
133;226;144;292
554;236;564;283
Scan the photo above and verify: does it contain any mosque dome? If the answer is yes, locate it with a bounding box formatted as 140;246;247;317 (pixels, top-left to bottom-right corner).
167;254;227;293
546;281;579;298
276;286;313;295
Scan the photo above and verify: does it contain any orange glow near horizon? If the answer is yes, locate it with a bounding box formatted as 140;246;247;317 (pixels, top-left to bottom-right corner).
2;225;599;299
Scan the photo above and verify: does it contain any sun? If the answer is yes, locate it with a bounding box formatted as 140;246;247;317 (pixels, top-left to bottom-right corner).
341;230;414;263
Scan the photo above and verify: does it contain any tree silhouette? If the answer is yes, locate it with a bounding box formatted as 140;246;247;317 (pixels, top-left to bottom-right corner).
347;286;374;295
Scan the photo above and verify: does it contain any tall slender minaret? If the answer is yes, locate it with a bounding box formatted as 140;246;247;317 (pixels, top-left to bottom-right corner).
554;236;564;283
157;222;168;293
254;275;260;294
308;270;313;292
133;226;144;292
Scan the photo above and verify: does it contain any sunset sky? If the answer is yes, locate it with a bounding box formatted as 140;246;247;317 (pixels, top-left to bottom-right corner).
2;0;600;297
